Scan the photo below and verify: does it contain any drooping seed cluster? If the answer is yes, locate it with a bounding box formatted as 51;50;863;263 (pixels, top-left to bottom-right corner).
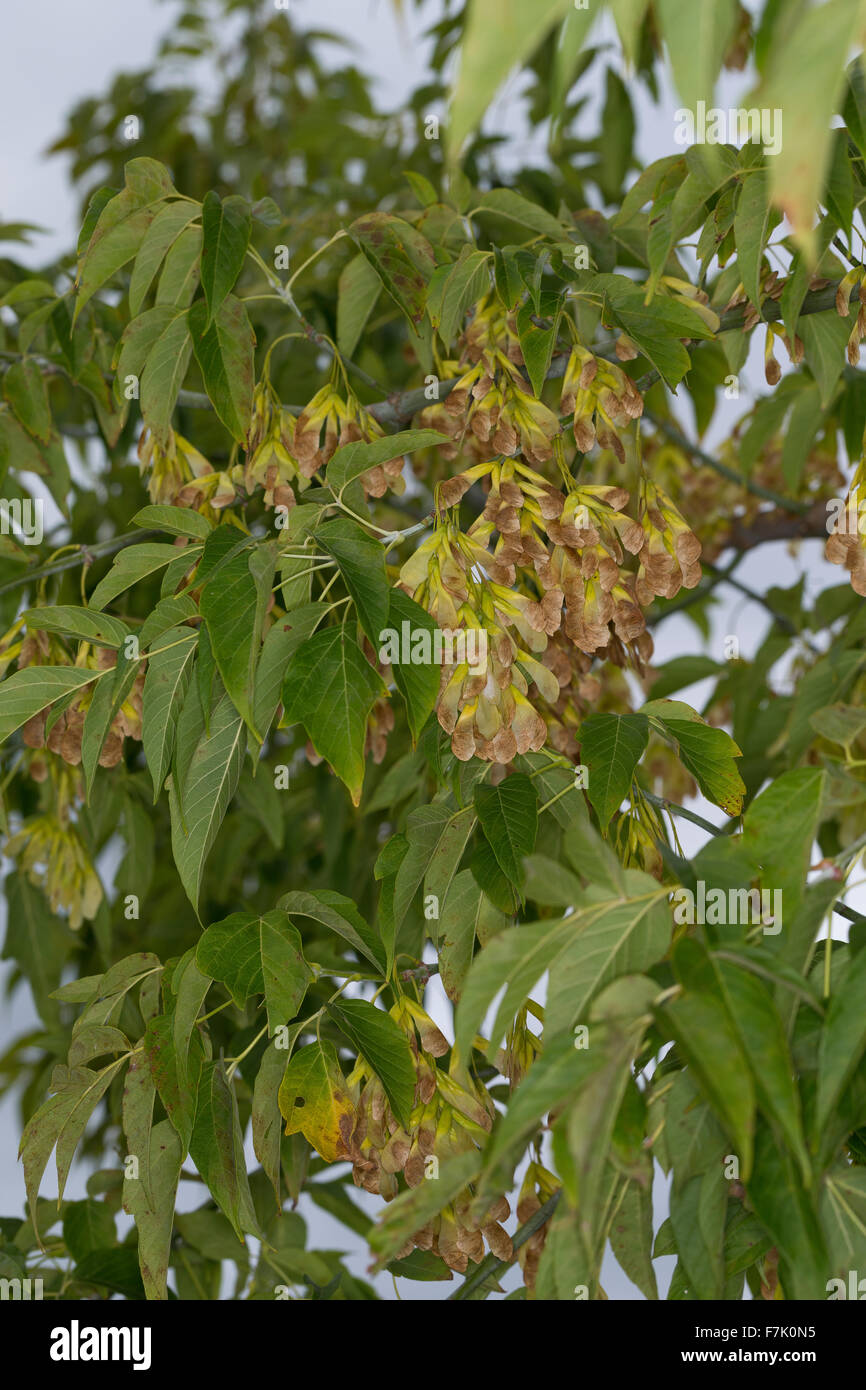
344;998;513;1273
398;455;700;762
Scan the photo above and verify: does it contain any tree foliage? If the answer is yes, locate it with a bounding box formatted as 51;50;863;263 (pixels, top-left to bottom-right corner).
1;0;866;1301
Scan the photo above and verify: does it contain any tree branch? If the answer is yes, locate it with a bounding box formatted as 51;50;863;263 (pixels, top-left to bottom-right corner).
0;529;162;598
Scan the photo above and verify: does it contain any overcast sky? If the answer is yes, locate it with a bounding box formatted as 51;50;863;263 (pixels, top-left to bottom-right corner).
0;0;857;1301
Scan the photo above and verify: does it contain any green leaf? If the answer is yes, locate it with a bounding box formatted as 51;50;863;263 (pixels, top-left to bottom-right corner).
326;429;447;495
326;998;416;1128
579;712;648;831
516;293;562;398
278;888;386;975
811;702;866;748
470;834;520;916
610;1178;658;1300
549;978;657;1221
169;689;245;913
200;191;251;326
316;517;390;646
449;2;572;161
788;649;863;761
189;1060;259;1243
534;1205;592;1301
155;224;202;307
434;247;491;347
387;588;440;742
129;200;200;316
458;884;667;1056
252;603;325;737
392;803;476;955
144;953;210;1152
121;1048;156;1208
22;605;129;649
589;276;714;388
745;1126;828;1300
196;909;312;1033
656;0;737;112
337;252;381;358
142;628;197;800
659;939;756;1179
438;869;507;1002
19;1064;119;1243
113;305;182;403
663;1070;727;1187
67;1028;131;1067
74;953;162;1035
349;212;436;327
642;699;745;815
63;1199;116;1262
88;539;189;611
714;955;810;1181
74;160;177;321
733;168;772;312
281;625;385;806
475;188;566;240
550;6;598;131
3;871;72;1025
139;594;198;649
646;655;722;701
188;294;255;443
743;766;824;919
0;665;98;744
800;311;849;406
522;854;585;908
80;648;140;798
669;1170;726;1300
199;532;274;732
474;773;538;887
483;1033;601;1194
543;883;671;1039
815;945;866;1138
123;1119;182;1300
73;1247;145;1300
3;359;52;442
139;310;193;449
132;504;211;540
609;0;651;64
761;0;864;252
252;1039;294;1204
388;1249;453;1282
821;1166;866;1279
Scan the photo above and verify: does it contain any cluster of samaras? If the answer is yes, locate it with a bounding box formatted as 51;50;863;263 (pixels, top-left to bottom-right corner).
398;457;700;762
131;289;703;768
339;996;558;1280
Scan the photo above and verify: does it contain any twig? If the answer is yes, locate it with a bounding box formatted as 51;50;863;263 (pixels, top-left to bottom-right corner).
702;561;820;652
645;790;866;925
647;414;810;515
0;529;162;597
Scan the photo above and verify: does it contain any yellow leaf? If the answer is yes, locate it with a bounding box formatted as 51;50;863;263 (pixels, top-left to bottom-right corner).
278;1040;356;1163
